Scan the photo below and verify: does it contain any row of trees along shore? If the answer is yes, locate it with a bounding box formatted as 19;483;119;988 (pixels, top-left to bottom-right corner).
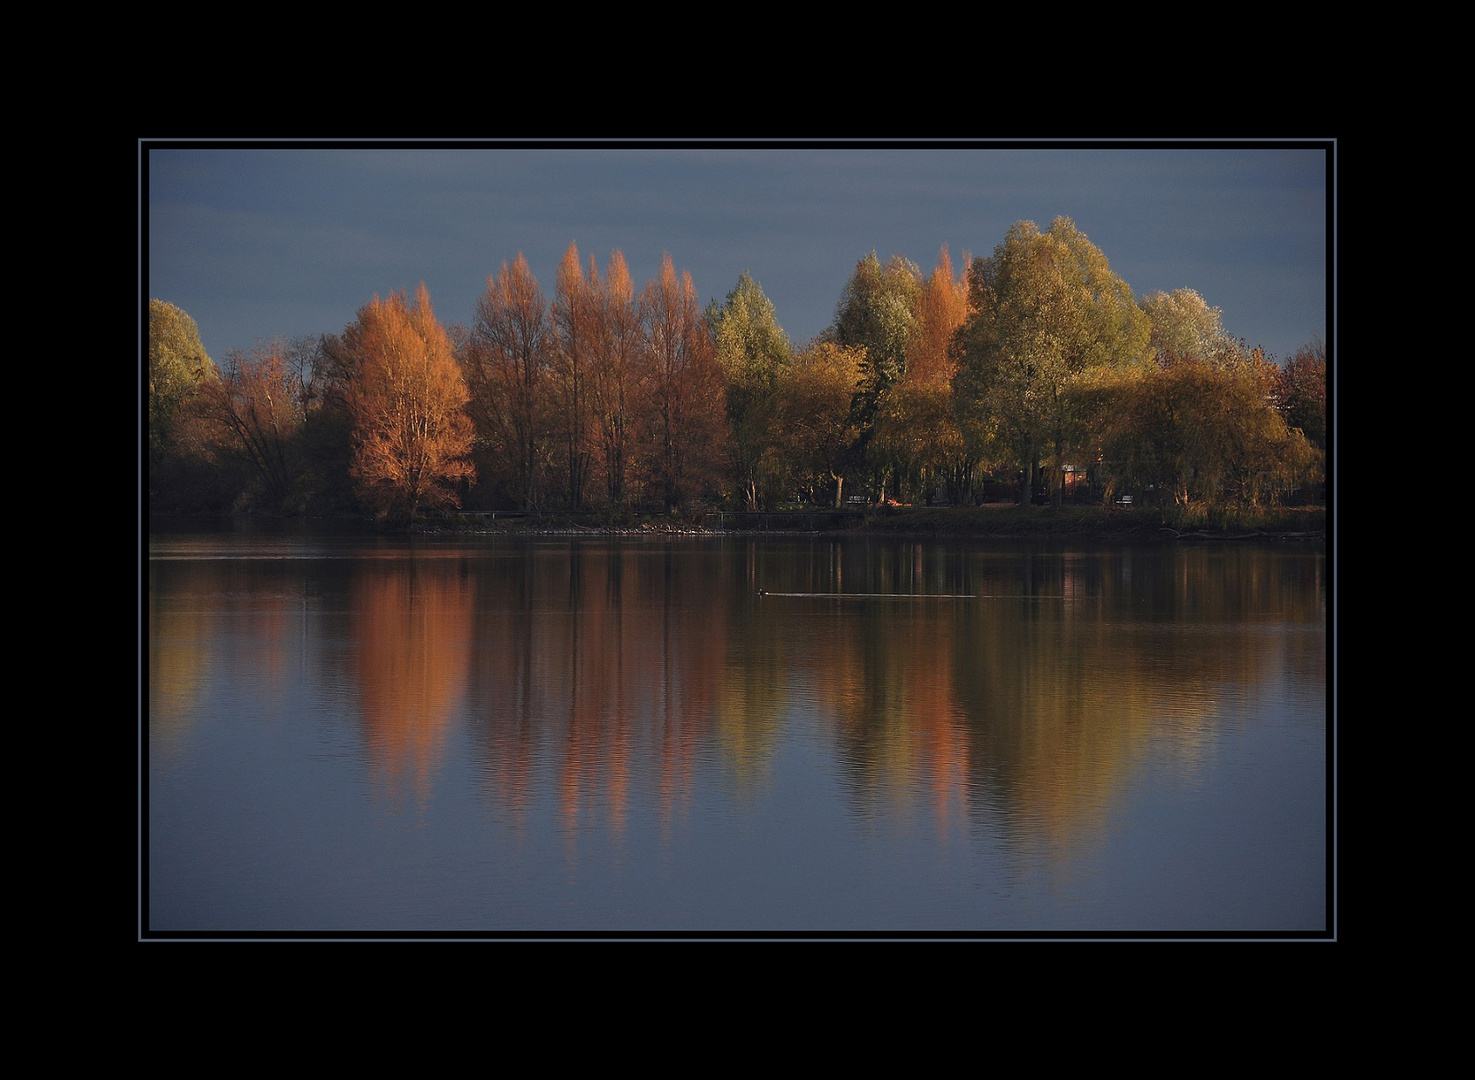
147;217;1327;523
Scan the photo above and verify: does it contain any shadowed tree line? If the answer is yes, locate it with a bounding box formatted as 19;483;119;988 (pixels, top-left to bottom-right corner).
147;218;1326;522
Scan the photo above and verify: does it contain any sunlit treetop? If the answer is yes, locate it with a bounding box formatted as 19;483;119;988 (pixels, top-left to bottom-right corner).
1140;288;1243;367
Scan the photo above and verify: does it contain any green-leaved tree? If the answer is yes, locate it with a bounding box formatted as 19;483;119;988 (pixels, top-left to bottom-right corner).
707;272;792;508
951;218;1151;506
148;299;216;469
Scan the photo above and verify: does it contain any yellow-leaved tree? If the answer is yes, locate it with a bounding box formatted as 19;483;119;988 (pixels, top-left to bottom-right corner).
343;284;475;518
952;218;1152;507
148;299;216;470
776;341;865;507
873;246;973;503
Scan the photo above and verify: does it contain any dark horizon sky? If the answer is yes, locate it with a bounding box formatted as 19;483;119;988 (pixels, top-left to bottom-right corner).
143;140;1332;368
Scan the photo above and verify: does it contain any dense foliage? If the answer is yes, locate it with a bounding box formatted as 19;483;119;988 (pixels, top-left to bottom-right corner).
951;218;1153;507
147;220;1325;520
341;285;475;518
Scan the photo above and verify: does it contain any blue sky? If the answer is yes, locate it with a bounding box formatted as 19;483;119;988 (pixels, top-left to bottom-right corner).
143;141;1331;366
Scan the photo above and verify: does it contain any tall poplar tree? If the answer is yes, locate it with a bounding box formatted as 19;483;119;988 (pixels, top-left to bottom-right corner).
589;251;644;507
466;253;552;510
874;246;973;503
707;272;791;509
551;243;597;511
643;254;729;511
829;252;923;502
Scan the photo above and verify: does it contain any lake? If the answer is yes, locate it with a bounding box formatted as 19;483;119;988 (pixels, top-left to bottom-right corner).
143;521;1330;939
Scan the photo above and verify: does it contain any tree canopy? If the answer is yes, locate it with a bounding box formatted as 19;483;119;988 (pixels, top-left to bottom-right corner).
775;341;864;507
1083;352;1321;510
643;254;730;511
1141;288;1243;366
148;299;216;466
342;284;476;517
148;221;1324;521
465;252;552;510
707;272;792;509
951;217;1152;505
830;251;921;390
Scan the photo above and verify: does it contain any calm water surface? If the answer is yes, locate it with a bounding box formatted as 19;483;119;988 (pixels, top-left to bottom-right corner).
144;522;1329;937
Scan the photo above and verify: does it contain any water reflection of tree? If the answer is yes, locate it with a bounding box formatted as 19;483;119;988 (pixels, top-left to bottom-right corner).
148;559;219;753
350;559;474;813
793;542;1324;860
148;556;307;756
949;546;1322;858
463;543;730;837
442;538;1323;862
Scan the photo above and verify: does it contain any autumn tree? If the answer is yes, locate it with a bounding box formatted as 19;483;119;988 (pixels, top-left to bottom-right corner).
1274;337;1327;451
706;271;792;509
465;253;552;510
775;342;865;507
148;299;216;470
195;345;303;510
1140;288;1244;366
829;252;924;502
1083;354;1321;512
902;246;970;388
550;243;598;511
872;382;973;505
642;254;730;511
830;252;921;389
951;218;1151;506
341;284;475;518
588;251;646;507
873;247;973;503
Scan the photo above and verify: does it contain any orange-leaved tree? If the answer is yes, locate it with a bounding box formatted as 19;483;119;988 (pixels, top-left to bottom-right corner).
874;245;973;503
642;253;729;511
465;252;552;511
588;251;646;507
343;284;475;518
550;243;598;511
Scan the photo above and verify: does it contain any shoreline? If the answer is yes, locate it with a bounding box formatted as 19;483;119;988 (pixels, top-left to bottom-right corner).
149;504;1326;543
410;504;1328;543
